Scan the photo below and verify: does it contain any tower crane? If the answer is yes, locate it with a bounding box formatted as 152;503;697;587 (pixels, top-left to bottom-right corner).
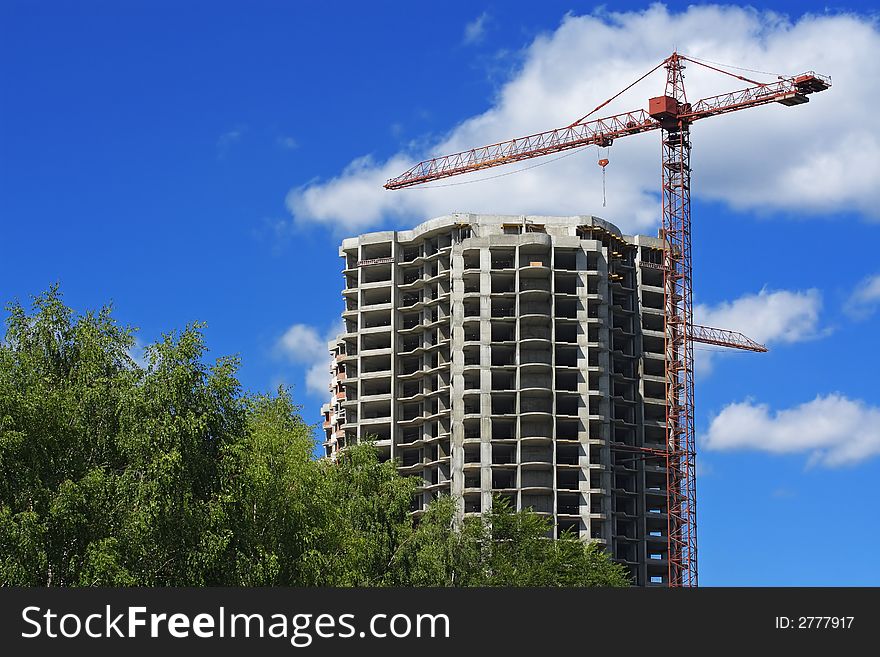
384;52;830;586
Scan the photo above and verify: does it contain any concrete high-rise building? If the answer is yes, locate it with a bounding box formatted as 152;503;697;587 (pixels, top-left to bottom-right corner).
320;213;671;585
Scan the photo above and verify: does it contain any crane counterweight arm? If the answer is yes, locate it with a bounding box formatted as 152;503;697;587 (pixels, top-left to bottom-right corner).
682;72;831;122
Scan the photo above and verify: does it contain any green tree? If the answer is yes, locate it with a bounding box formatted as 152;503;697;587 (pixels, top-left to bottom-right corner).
0;286;244;585
394;496;629;587
201;398;415;586
0;287;628;587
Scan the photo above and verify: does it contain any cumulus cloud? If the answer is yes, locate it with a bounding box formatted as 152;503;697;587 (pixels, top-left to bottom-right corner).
845;273;880;319
695;287;823;344
277;136;299;150
463;12;489;45
275;321;344;397
127;336;148;368
702;394;880;467
305;361;331;398
288;5;880;234
693;287;824;373
217;126;245;158
277;324;325;363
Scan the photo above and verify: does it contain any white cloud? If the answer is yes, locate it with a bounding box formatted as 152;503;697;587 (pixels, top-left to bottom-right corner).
845;273;880;319
217;127;245;157
275;321;344;397
463;12;489;45
305;361;331;397
277;324;325;363
277;136;298;150
127;336;148;368
702;394;880;467
287;5;880;234
695;287;823;344
693;287;824;374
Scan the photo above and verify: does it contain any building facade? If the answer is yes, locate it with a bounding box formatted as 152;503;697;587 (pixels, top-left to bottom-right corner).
321;214;671;586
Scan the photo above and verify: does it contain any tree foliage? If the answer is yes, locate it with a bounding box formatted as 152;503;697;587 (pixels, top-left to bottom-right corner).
0;287;628;587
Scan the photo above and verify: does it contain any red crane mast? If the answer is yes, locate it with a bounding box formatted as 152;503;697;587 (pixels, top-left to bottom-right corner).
385;53;830;586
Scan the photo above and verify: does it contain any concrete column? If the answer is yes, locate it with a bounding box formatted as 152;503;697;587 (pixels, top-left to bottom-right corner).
449;243;465;514
480;246;493;513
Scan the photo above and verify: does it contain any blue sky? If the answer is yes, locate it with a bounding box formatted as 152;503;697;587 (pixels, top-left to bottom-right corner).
2;1;879;585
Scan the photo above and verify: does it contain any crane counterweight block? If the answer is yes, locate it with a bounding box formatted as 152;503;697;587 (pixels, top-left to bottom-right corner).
776;93;809;107
648;95;680;120
794;73;831;92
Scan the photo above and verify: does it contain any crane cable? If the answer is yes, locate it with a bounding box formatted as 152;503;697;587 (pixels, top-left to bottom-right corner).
568;57;668;127
597;146;610;206
680;54;790;80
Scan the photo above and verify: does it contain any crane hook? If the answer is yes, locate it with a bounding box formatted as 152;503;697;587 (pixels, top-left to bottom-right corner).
597;151;610;207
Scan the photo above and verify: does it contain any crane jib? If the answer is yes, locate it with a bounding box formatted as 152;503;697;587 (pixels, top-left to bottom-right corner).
384;70;830;190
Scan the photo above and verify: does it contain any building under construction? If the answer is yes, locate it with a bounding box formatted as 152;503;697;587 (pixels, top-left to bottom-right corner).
320;53;828;587
322;213;676;586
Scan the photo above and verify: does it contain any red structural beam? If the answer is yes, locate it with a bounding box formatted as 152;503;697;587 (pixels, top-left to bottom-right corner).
690;323;767;353
385;109;661;189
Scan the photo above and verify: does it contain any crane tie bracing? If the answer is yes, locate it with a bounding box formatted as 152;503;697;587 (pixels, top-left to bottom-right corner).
384;52;830;586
